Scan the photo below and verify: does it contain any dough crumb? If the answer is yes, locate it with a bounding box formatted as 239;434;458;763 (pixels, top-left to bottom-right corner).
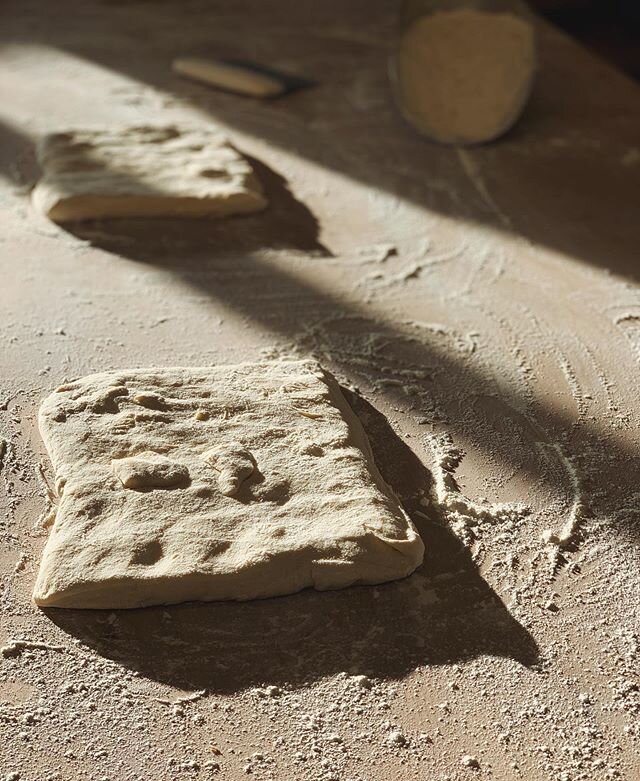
202;442;256;497
542;529;560;545
112;453;190;490
387;730;407;746
350;674;373;689
133;391;166;409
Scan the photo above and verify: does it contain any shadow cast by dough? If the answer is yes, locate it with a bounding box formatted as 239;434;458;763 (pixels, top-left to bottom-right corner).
44;142;640;554
8;3;638;279
51;156;635;547
12;4;638;546
58;152;331;259
45;389;539;694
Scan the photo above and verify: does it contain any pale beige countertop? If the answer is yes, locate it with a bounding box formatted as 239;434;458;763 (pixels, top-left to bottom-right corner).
0;2;639;779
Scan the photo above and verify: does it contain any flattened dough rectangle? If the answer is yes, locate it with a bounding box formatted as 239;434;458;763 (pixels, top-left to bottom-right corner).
32;126;267;222
34;361;424;609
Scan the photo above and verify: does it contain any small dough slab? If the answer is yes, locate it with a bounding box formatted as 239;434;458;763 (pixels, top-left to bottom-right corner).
32;126;267;222
34;361;424;609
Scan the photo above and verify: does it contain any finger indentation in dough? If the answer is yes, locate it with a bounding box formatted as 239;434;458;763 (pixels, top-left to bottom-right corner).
90;386;129;414
130;539;164;566
252;474;291;505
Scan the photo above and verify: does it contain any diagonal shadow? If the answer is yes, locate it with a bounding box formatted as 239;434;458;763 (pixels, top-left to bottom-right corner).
46;387;539;693
2;0;639;278
29;134;637;564
57;152;640;506
7;0;636;688
25;128;331;255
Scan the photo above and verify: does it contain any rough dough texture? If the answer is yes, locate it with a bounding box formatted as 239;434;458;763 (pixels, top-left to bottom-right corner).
31;126;268;222
33;361;424;609
394;9;536;144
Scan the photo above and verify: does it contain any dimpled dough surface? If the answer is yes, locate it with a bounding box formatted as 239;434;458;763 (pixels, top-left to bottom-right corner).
33;361;424;609
31;126;267;222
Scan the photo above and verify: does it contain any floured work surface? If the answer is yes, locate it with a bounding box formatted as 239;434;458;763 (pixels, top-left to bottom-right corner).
2;2;640;779
33;361;423;609
31;126;267;222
